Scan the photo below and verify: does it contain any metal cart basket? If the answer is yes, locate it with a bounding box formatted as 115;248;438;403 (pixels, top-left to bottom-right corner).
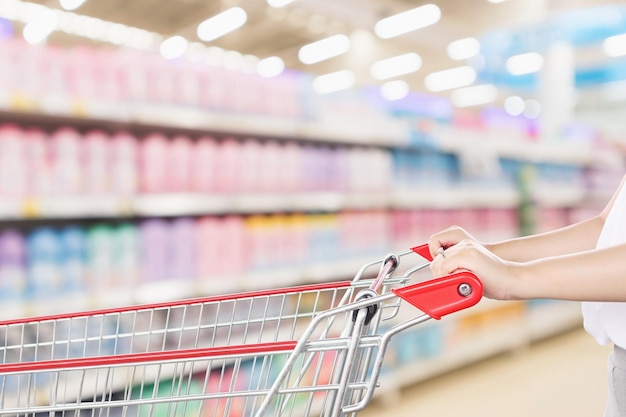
0;244;482;417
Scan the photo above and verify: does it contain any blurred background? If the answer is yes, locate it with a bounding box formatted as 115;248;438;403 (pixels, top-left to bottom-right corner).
0;0;624;415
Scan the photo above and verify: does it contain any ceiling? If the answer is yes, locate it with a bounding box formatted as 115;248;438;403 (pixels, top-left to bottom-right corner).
12;0;626;131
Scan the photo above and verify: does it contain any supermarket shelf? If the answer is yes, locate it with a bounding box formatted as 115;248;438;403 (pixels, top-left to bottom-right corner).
433;124;612;166
0;108;615;167
0;186;594;220
0;106;408;148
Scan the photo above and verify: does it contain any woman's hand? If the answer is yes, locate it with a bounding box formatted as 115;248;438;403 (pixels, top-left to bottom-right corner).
427;225;482;259
429;238;522;300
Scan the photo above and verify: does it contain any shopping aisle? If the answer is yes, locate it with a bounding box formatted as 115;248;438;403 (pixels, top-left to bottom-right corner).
360;327;612;417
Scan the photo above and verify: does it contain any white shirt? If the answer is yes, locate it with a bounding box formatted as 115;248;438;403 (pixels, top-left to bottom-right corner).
582;181;626;348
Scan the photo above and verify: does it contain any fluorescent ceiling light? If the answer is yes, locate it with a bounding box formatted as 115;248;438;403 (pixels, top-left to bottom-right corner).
451;84;498;107
370;53;422;80
374;4;441;39
312;70;355;94
504;95;525;116
380;80;409;101
424;66;476;92
257;56;285;78
506;52;543;75
59;0;87;10
197;7;247;42
298;34;350;65
267;0;295;7
23;9;58;44
159;35;188;60
604;33;626;57
487;0;509;3
0;0;261;74
447;37;480;60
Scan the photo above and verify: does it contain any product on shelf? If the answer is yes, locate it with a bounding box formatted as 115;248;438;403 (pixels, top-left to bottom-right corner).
51;127;82;195
191;136;218;193
0;229;26;300
58;226;87;293
0;36;305;120
83;130;111;195
26;227;63;299
0;124;27;198
110;131;139;196
139;133;169;194
168;135;193;193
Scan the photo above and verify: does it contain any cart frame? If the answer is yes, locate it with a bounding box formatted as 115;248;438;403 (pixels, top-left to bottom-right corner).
0;244;482;417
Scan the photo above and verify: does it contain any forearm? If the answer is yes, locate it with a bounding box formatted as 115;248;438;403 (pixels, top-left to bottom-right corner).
487;215;604;262
512;243;626;301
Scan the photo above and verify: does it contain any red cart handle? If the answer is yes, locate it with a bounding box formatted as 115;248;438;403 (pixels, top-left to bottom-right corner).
411;243;434;261
392;270;483;319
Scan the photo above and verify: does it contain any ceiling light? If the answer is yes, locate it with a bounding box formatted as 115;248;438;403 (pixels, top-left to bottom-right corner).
370;53;422;80
257;56;285;78
59;0;87;11
504;96;525;116
197;7;247;42
380;80;409;101
374;4;441;39
298;34;350;65
23;9;58;44
487;0;509;3
506;52;544;75
447;37;480;60
312;70;355;94
267;0;295;7
603;33;626;57
160;35;188;60
424;66;476;92
451;84;498;107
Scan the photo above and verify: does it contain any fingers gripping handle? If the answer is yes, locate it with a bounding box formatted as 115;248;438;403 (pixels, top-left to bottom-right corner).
392;271;483;319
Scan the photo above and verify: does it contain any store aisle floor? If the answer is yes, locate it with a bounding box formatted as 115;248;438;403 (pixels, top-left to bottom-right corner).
359;327;612;417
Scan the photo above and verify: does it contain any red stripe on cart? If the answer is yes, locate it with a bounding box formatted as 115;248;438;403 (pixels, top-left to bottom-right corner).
0;340;299;373
0;281;352;326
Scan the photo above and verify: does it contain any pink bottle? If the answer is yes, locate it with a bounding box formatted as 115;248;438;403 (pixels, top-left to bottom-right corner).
113;48;148;104
239;139;262;193
167;135;193;193
64;46;97;104
82;130;111;195
191;136;217;193
214;138;241;193
24;129;53;198
110;131;138;196
0;124;27;198
91;48;121;108
139;133;169;194
199;66;226;111
281;142;301;193
172;60;200;107
258;141;281;193
50;127;82;195
144;53;174;105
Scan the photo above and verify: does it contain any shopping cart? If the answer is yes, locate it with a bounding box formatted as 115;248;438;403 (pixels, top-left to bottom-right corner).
0;243;482;417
